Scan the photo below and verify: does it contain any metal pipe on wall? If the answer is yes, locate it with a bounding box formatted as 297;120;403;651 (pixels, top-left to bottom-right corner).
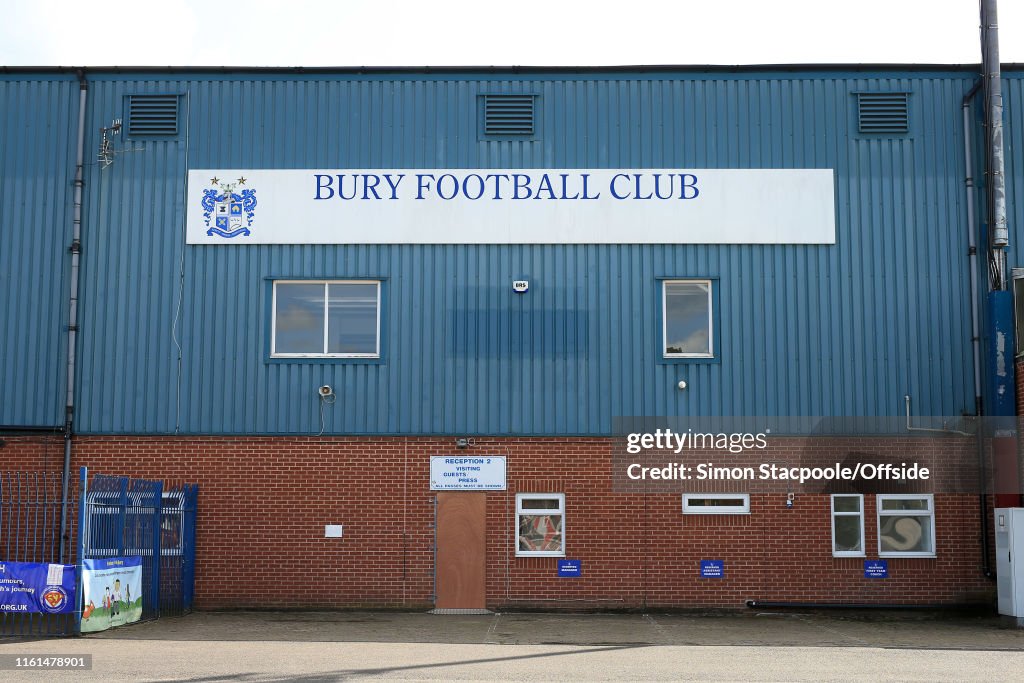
59;71;87;563
981;0;1020;526
963;80;983;415
963;81;994;577
981;0;1009;293
982;0;1008;255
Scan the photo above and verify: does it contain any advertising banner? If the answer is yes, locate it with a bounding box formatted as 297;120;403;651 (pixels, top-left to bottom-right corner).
81;556;143;633
0;561;75;614
186;168;836;245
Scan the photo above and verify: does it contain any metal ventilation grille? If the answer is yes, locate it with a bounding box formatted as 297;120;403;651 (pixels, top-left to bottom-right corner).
483;94;535;136
127;94;179;136
857;92;909;134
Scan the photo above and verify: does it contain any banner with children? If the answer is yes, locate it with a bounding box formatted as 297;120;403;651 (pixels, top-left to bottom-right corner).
81;556;143;632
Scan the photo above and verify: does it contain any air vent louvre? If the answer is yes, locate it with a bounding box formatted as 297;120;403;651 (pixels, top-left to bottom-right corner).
857;92;909;135
128;94;179;136
483;94;535;137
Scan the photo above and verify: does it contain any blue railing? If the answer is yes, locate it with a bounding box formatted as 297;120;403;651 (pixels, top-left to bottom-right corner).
1;467;197;638
0;471;76;637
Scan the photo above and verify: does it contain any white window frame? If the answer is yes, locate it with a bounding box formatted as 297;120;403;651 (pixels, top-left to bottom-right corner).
876;493;936;558
271;280;381;358
662;279;714;359
682;493;750;515
830;494;865;557
515;493;565;557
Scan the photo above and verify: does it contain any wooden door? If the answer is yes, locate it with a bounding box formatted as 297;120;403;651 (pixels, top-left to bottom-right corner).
435;492;486;609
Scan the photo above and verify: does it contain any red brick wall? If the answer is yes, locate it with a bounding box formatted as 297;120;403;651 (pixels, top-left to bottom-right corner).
1018;358;1024;416
1010;357;1024;506
0;435;996;609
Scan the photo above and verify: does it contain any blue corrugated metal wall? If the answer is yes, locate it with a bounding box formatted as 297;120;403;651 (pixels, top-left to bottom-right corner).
3;68;1023;434
0;75;77;428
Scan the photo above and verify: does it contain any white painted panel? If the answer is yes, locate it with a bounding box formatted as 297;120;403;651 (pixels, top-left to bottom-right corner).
187;169;836;244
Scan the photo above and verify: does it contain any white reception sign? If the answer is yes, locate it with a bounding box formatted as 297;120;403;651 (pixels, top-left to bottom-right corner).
186;168;835;244
430;456;507;491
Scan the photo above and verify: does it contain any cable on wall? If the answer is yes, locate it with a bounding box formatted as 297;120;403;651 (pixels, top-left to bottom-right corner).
315;387;335;436
171;89;191;434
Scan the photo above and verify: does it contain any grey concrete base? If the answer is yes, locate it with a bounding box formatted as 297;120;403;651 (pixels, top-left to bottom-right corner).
998;614;1024;628
429;608;493;615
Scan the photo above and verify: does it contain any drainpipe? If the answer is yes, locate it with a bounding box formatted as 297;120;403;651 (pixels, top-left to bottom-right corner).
59;70;87;563
963;79;983;424
962;79;993;578
981;0;1008;267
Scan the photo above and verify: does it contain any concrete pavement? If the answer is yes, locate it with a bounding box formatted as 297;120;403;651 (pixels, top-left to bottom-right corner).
2;610;1024;681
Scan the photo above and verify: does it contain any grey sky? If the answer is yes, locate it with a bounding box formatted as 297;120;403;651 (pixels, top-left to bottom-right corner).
1;0;1022;66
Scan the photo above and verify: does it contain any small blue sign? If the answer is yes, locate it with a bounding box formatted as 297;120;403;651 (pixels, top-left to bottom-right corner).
700;560;724;578
558;560;581;577
864;560;888;578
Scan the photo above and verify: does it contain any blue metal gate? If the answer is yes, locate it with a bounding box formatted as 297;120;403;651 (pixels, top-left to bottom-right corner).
1;467;197;638
159;482;198;616
78;471;163;623
78;469;198;625
0;471;78;637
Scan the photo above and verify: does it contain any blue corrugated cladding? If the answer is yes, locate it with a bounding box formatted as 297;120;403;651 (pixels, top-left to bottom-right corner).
5;69;1023;434
0;76;77;428
1006;75;1024;299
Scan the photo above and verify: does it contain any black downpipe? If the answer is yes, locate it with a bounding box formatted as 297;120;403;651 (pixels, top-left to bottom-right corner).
963;77;995;580
977;396;994;579
59;70;87;563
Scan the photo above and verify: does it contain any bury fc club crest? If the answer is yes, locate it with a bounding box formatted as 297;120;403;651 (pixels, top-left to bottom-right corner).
201;176;257;238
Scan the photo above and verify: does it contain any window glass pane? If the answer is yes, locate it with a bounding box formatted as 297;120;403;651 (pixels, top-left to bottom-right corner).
518;513;563;552
833;495;861;513
688;498;745;508
833;515;862;552
275;283;325;354
665;282;711;355
520;498;560;510
327;283;378;354
879;515;933;553
881;498;929;511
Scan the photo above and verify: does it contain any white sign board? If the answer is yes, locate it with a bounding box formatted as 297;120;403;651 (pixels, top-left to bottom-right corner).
430;456;507;491
186;169;836;244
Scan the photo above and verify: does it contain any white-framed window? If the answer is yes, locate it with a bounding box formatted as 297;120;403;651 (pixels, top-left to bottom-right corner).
877;494;935;557
271;280;381;358
831;494;865;557
682;493;750;515
516;493;565;557
663;280;713;358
